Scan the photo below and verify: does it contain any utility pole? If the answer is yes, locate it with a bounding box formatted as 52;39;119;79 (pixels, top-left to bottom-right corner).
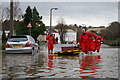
0;2;2;31
10;0;14;37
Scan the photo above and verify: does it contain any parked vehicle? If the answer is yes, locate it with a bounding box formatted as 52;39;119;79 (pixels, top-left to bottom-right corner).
5;35;39;54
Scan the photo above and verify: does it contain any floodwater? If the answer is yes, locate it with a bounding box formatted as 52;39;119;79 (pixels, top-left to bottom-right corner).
2;44;119;79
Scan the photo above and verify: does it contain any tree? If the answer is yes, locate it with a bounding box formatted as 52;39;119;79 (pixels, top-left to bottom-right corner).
100;21;120;40
55;18;69;43
23;6;32;25
16;6;46;40
2;1;22;36
13;2;22;20
2;20;19;31
2;31;7;43
108;22;120;39
99;21;120;46
32;23;46;40
16;21;29;35
31;7;45;40
3;1;22;20
32;7;42;28
16;6;32;35
79;25;82;28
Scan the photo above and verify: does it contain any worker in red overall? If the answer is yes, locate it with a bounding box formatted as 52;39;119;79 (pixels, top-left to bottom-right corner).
79;29;90;54
46;34;56;53
94;35;103;53
87;32;98;52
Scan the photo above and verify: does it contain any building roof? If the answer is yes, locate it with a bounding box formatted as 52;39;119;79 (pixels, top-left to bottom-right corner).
54;29;76;33
87;28;106;31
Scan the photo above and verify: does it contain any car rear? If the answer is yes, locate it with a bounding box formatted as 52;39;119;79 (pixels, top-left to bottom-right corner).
5;35;32;53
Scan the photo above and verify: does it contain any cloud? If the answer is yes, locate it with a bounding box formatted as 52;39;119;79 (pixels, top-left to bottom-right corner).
2;0;120;2
32;2;118;26
2;2;118;27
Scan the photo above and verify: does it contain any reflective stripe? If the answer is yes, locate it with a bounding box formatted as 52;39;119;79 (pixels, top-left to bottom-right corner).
54;52;58;54
73;52;79;54
83;37;88;39
60;51;63;53
73;50;79;52
68;51;72;52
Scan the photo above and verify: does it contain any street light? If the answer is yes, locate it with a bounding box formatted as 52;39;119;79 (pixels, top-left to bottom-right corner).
50;8;58;33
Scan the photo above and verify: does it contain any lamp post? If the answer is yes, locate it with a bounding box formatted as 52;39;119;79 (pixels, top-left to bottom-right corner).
50;8;58;33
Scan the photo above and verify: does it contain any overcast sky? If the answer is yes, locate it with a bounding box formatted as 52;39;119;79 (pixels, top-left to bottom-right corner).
2;1;119;27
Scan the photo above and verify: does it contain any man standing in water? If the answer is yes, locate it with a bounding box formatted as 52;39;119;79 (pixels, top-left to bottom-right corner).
46;33;56;53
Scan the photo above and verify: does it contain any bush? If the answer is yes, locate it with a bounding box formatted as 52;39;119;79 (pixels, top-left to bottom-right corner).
104;38;120;46
39;42;46;45
2;31;7;43
0;43;5;50
99;21;120;46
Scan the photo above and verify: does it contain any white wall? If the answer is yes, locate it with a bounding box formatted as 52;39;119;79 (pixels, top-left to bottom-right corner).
53;32;76;43
53;33;61;43
65;32;76;42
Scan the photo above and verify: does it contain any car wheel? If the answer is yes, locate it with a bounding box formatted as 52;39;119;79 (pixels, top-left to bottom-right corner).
38;46;40;50
37;49;39;53
30;47;34;54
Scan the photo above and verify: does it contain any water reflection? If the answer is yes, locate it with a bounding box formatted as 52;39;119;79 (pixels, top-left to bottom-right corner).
47;53;54;71
2;53;102;79
2;52;46;79
3;54;27;78
2;45;118;79
79;55;102;78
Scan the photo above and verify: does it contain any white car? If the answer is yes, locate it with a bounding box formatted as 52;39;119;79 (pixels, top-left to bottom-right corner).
5;35;39;54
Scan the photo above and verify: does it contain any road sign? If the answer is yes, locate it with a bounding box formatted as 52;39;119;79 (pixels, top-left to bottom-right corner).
27;22;32;28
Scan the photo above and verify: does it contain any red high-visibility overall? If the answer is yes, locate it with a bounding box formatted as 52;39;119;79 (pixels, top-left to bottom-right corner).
94;36;103;52
46;36;56;50
87;32;98;51
79;33;89;53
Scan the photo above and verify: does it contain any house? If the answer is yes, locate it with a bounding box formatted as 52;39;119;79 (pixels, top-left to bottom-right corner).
44;26;106;43
52;29;76;43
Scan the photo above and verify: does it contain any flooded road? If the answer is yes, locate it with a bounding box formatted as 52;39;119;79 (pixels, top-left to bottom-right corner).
2;44;119;79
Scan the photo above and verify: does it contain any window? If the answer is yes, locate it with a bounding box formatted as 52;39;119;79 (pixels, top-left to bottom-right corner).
29;36;35;42
8;36;28;42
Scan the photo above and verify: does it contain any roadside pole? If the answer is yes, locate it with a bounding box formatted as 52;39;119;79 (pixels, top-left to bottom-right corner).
27;22;32;35
30;28;31;35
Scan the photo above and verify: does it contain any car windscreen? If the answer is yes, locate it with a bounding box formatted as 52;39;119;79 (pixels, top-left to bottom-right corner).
8;36;28;42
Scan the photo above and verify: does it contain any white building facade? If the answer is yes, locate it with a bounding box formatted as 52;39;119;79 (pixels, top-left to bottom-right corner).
53;29;76;43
